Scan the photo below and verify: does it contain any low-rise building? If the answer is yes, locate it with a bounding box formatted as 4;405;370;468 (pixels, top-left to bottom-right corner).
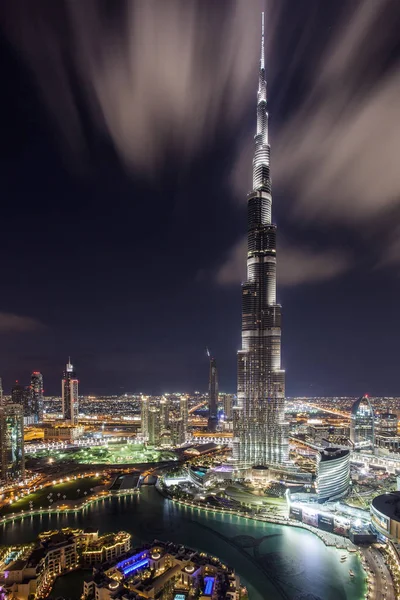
371;491;400;542
83;541;242;600
0;528;131;599
82;531;131;565
44;424;85;442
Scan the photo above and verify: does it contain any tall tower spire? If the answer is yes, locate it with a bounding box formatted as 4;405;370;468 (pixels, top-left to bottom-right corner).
233;13;288;468
260;11;265;70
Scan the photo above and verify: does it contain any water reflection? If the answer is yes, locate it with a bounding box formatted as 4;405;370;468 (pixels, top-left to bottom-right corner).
0;488;365;600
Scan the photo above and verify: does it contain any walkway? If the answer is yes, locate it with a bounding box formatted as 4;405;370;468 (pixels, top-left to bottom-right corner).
361;546;395;600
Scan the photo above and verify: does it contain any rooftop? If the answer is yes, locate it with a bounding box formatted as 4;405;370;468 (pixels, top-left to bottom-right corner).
372;491;400;522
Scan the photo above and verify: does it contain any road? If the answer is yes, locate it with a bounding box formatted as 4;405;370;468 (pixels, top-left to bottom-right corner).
361;546;395;600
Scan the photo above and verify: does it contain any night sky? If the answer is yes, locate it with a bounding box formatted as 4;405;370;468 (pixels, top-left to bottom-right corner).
1;0;400;396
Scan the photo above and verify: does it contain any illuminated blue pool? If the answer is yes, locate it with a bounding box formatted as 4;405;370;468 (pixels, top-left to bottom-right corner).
121;558;149;576
194;470;206;477
204;575;215;595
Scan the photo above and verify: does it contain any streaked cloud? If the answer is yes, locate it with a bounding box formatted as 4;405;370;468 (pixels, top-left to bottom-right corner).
0;312;44;333
215;236;350;287
273;2;400;225
1;0;267;172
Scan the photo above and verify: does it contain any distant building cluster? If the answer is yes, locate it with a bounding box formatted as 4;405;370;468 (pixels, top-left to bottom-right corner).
0;359;80;484
140;394;189;446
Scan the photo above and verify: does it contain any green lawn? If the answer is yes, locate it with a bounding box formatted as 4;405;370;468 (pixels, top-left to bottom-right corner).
27;443;177;466
1;476;102;516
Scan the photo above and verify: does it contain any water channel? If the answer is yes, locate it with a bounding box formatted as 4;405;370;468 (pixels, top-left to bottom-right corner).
0;487;366;600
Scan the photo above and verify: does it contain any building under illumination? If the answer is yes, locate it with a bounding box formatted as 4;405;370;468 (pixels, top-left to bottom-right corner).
317;447;350;503
207;354;219;432
148;407;161;445
62;359;79;425
30;371;44;422
140;396;149;441
0;403;25;482
180;395;188;443
233;13;288;467
350;395;375;449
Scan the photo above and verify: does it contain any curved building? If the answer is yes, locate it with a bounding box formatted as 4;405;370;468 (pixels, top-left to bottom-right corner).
371;492;400;542
350;395;375;449
317;448;350;503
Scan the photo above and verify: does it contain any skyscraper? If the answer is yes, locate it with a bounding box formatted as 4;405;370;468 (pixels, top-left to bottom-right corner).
148;407;161;446
316;448;350;503
30;371;44;422
62;359;79;425
223;394;234;421
350;395;375;449
233;13;288;467
0;403;25;482
179;395;188;443
160;396;169;430
207;352;219;432
141;395;149;441
11;381;28;408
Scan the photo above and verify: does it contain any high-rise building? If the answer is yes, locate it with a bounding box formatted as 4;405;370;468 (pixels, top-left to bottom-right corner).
160;396;169;430
233;13;288;467
0;377;3;407
179;396;188;443
222;394;234;421
316;448;350;503
141;396;149;441
207;354;219;432
12;381;34;425
376;412;398;438
350;395;374;449
169;418;182;446
30;371;44;422
0;403;25;482
11;381;28;407
148;407;161;446
62;359;79;425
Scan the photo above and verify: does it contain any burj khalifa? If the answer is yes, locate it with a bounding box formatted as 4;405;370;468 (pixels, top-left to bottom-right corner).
233;13;288;467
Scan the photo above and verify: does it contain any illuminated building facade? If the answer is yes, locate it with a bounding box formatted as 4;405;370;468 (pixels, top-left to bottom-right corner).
160;396;169;430
62;359;79;425
350;395;375;449
0;403;25;482
140;396;149;441
317;447;350;503
371;492;400;542
148;407;161;445
375;412;398;438
30;371;44;422
207;355;219;432
180;395;188;443
234;13;288;467
223;394;233;420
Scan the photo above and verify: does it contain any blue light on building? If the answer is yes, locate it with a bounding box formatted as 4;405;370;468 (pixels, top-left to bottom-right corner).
204;576;215;595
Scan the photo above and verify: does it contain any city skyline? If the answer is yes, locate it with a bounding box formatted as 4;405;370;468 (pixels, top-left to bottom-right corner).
0;2;400;396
